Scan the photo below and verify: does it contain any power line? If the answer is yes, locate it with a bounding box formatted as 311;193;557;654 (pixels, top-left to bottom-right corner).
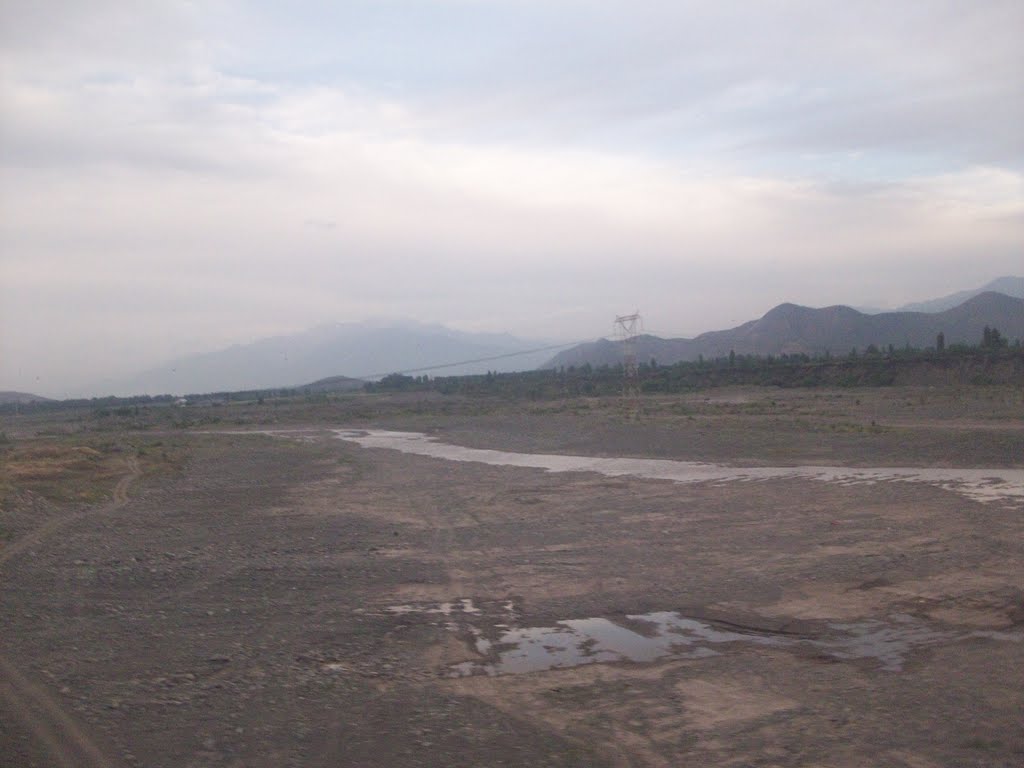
350;317;692;383
354;339;599;381
614;313;643;404
628;328;695;340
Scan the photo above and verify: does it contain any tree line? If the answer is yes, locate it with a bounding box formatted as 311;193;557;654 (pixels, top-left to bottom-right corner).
366;326;1023;398
4;326;1019;415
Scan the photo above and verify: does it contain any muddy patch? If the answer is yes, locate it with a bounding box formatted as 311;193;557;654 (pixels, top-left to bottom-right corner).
677;679;798;729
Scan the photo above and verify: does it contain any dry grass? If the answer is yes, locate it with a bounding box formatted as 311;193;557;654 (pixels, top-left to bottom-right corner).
0;440;126;504
0;437;186;506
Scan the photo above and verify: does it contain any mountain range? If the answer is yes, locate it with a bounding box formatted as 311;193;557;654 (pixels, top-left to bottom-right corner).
56;276;1024;398
103;321;558;396
545;292;1024;370
862;276;1024;313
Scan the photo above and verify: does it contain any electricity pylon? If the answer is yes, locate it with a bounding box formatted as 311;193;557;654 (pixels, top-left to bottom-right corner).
614;312;642;413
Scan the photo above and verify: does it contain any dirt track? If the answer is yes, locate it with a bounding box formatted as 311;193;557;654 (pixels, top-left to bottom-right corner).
0;453;139;768
1;388;1022;767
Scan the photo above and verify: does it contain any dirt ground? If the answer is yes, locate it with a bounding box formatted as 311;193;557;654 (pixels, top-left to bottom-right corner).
1;386;1022;767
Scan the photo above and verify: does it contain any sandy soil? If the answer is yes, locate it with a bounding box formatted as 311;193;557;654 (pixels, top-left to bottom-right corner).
1;386;1022;767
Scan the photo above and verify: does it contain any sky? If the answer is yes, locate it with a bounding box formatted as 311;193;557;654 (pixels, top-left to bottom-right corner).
1;0;1022;397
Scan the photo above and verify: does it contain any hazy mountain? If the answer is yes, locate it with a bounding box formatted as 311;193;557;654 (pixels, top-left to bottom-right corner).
546;292;1024;369
0;391;53;405
859;276;1024;314
897;276;1024;312
108;321;558;396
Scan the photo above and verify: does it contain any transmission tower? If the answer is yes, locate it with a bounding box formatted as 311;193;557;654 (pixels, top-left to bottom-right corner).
613;312;643;407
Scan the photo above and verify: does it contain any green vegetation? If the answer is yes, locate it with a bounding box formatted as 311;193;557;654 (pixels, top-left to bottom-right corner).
367;339;1023;400
981;325;1008;350
4;328;1021;417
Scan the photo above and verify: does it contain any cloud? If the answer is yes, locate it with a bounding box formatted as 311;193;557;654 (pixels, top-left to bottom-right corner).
1;1;1022;396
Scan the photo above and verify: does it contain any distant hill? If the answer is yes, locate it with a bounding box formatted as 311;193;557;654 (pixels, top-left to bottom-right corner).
105;321;558;396
0;391;53;405
892;276;1023;313
546;292;1024;369
299;375;365;394
856;276;1023;314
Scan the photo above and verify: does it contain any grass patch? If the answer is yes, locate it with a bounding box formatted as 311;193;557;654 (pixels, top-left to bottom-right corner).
134;437;189;479
0;439;127;503
0;435;187;505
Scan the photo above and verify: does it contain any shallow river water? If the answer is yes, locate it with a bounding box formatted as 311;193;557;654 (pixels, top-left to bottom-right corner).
306;428;1024;675
334;429;1024;507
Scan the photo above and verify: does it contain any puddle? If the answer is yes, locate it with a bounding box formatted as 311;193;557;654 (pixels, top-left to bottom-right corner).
334;430;1024;507
821;614;956;672
196;428;322;443
387;598;481;616
383;601;1022;677
452;620;716;677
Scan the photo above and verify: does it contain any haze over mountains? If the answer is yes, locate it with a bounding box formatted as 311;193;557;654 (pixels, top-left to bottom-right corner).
861;276;1024;314
546;292;1024;370
30;276;1024;399
102;321;559;397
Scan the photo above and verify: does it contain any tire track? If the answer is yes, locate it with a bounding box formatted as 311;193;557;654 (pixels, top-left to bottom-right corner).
0;453;139;768
0;655;116;768
0;454;140;568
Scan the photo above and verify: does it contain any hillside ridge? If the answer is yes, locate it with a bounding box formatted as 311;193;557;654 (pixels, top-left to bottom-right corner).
546;292;1024;369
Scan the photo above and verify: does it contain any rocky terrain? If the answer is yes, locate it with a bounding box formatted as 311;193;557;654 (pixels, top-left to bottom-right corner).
1;387;1022;767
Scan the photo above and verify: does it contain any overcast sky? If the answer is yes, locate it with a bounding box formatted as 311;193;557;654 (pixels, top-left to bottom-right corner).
2;0;1022;397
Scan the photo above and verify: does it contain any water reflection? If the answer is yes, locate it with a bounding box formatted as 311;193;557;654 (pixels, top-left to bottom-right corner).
385;602;1020;677
450;610;944;677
